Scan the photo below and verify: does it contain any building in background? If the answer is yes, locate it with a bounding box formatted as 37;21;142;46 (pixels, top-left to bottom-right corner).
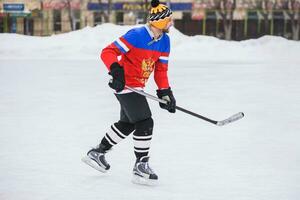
0;0;299;40
0;0;41;35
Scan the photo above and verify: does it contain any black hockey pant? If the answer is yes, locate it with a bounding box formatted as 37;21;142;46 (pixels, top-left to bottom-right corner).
100;92;153;159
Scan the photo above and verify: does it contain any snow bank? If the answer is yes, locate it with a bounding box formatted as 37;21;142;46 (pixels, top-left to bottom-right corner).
1;23;300;200
0;23;299;63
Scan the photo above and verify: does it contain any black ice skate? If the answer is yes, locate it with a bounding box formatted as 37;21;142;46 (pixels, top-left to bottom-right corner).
81;145;110;173
132;156;158;186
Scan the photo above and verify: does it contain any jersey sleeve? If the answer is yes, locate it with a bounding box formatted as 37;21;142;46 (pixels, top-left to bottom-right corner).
100;29;138;71
154;36;170;89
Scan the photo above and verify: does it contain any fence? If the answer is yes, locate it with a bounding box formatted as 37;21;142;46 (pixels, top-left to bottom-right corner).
0;9;299;40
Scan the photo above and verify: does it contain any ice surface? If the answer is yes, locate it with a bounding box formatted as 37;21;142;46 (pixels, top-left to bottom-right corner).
0;24;300;200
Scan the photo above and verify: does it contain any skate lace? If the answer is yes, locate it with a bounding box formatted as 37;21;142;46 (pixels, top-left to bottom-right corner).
144;162;154;174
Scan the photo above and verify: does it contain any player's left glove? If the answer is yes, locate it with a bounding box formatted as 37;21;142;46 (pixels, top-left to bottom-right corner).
156;88;176;113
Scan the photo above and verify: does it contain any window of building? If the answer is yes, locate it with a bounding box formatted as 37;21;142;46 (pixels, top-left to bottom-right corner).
273;11;284;37
94;12;102;26
24;17;34;35
116;12;124;25
205;11;217;36
53;10;61;32
0;17;3;33
246;11;259;39
136;12;146;24
174;12;204;36
73;10;81;30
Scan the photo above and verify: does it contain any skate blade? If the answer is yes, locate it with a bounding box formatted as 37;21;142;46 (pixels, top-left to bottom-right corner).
132;174;158;186
81;156;108;173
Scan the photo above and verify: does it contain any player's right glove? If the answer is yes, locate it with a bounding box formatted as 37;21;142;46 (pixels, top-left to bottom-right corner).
108;62;125;92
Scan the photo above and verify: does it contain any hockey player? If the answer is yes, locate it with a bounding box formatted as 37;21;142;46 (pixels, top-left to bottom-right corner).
82;0;176;185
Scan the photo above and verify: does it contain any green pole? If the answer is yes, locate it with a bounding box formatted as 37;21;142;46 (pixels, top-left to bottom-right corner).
45;11;49;36
216;12;219;36
244;13;248;38
270;12;274;35
4;14;9;33
257;11;261;35
283;11;287;37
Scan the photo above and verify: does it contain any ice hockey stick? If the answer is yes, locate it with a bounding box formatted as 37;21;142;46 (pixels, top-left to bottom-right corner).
125;86;244;126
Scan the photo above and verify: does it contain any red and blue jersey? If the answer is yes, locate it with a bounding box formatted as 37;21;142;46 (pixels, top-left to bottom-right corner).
101;25;170;89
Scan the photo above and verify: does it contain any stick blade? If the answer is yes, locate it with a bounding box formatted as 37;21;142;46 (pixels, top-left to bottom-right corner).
216;112;244;126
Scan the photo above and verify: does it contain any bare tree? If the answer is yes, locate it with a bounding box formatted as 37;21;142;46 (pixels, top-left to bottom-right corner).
96;0;109;23
257;0;274;35
284;0;300;40
108;0;112;19
216;0;235;40
65;0;75;31
144;0;149;23
46;0;82;31
66;0;84;31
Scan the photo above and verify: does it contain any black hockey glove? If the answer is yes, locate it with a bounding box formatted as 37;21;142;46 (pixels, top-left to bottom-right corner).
108;62;125;92
156;88;176;113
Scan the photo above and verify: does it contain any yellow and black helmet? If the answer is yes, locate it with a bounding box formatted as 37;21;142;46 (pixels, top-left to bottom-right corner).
149;0;172;29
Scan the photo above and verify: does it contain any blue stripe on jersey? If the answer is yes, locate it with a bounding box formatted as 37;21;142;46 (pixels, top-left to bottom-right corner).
122;26;170;53
113;41;127;53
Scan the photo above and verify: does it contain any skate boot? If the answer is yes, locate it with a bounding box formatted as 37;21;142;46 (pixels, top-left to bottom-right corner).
81;144;110;173
132;156;158;186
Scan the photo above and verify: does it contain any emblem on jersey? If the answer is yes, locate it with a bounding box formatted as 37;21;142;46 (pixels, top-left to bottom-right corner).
137;58;155;84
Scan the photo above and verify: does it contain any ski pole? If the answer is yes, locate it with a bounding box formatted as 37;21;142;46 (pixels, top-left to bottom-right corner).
125;86;244;126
